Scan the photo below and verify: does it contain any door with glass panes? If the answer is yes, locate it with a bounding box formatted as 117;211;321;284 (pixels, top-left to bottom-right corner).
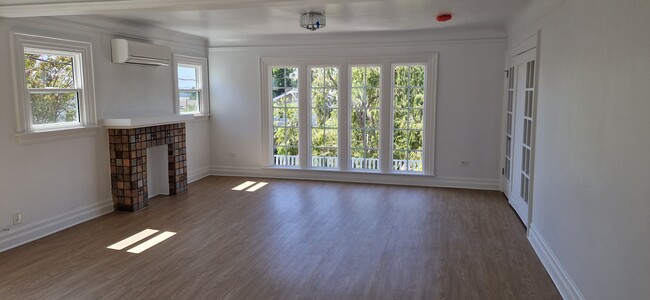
503;48;536;226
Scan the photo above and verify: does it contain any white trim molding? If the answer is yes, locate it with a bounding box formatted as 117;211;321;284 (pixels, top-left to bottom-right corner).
10;32;98;143
0;198;113;253
172;54;210;116
529;225;585;300
209;165;499;190
259;53;438;176
188;166;211;183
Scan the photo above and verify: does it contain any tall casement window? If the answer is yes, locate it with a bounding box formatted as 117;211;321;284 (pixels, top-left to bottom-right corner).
310;67;339;168
11;33;97;143
350;66;381;170
262;55;437;175
173;55;209;116
392;65;425;172
272;67;300;166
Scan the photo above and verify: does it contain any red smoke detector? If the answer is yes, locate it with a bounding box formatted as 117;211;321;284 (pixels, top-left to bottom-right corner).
436;13;452;22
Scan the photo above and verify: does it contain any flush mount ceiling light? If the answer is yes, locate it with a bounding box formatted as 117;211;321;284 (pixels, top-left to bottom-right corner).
300;12;326;31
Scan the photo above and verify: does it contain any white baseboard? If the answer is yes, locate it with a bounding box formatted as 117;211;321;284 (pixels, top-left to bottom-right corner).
188;166;211;183
0;198;113;253
209;165;500;190
529;225;585;300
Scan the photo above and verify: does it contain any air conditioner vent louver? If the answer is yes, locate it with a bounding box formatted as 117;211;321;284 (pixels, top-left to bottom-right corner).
111;39;171;66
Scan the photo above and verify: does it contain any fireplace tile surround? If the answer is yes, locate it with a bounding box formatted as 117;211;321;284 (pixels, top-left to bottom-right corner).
108;123;187;212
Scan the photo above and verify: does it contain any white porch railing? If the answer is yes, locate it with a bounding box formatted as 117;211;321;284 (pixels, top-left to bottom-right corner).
274;155;422;171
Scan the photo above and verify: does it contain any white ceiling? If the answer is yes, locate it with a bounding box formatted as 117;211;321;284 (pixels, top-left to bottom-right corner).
0;0;532;45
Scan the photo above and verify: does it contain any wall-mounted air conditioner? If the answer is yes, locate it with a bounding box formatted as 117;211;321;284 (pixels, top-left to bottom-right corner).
111;39;171;66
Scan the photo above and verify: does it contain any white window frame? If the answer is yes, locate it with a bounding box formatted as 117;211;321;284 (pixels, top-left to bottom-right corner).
172;54;210;117
308;65;341;169
11;33;97;142
260;54;438;176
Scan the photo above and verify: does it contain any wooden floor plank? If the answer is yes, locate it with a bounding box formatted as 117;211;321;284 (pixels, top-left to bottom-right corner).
0;176;561;299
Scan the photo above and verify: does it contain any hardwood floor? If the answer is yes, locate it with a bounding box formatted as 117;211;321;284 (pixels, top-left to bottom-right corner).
0;176;560;299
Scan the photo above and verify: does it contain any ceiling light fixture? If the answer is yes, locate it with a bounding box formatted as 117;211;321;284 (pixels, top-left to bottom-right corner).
300;12;326;31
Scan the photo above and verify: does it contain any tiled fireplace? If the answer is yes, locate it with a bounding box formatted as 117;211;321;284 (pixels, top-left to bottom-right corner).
108;123;187;212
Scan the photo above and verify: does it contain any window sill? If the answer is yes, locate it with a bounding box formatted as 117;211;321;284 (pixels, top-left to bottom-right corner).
15;125;100;145
189;114;210;122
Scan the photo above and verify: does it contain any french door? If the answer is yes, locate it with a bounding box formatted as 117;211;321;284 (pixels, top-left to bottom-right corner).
503;48;536;226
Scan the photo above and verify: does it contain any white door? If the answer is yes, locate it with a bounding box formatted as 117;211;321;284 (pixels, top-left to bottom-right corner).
504;48;536;226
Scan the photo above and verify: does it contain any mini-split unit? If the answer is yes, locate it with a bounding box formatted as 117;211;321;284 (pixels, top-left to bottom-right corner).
111;38;171;66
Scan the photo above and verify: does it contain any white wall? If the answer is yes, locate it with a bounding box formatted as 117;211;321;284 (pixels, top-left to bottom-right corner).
508;0;650;299
0;16;211;251
208;33;507;188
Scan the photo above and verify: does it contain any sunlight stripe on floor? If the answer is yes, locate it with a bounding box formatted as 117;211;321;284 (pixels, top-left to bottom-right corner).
246;182;268;192
232;181;257;191
107;229;159;250
127;231;177;254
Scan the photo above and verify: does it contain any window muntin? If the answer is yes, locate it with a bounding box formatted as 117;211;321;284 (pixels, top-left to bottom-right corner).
24;49;83;128
392;65;425;172
310;67;339;168
350;66;381;170
177;64;201;114
272;67;300;167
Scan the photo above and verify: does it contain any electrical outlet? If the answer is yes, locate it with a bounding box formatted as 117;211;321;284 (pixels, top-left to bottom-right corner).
229;152;237;159
13;212;21;225
460;161;471;167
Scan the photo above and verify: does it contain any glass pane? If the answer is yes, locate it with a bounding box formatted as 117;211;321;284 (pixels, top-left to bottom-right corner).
393;130;408;150
312;128;325;147
179;91;199;113
24;53;75;89
367;67;380;88
393;151;408;171
286;147;299;157
394;109;409;129
285;108;299;126
273;127;286;146
351;67;366;87
367;88;380;108
351;88;364;107
178;66;198;89
324;68;338;88
351;109;364;129
410;109;424;130
325;88;338;108
30;92;79;125
311;68;324;87
287;128;299;147
366;129;379;149
366;109;380;129
273;108;286;126
394;66;408;87
409;130;423;150
410;65;425;87
408;151;423;172
351;129;363;148
272;88;286;106
325;129;337;147
394;88;408;109
325;108;338;127
411;88;425;108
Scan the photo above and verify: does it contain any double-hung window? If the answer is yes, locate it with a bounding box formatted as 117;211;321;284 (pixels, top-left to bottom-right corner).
173;55;209;116
262;55;437;175
11;33;97;142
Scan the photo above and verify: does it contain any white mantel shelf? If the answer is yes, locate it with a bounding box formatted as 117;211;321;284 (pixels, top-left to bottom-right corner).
102;115;194;129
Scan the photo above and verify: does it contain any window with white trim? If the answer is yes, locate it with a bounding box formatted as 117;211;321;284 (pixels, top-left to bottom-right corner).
350;66;381;170
12;33;97;134
392;65;425;172
310;67;339;168
173;55;209;116
271;67;300;166
261;55;437;175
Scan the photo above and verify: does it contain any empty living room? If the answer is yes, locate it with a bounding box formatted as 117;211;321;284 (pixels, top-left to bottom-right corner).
0;0;647;299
